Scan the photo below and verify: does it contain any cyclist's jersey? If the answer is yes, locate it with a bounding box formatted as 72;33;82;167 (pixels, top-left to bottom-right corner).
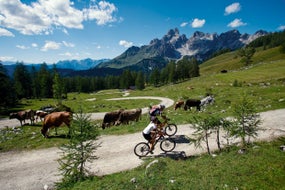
149;105;162;116
143;122;157;134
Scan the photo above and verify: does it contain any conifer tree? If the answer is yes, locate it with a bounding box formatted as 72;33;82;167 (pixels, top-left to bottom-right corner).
57;109;99;188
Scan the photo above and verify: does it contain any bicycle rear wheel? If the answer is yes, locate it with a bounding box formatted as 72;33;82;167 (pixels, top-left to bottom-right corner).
165;124;177;136
160;138;176;152
134;142;150;157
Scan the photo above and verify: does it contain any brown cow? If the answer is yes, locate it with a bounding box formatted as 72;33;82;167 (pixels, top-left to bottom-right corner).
9;109;35;126
35;110;48;122
115;108;142;125
174;100;184;110
102;109;124;129
41;111;72;138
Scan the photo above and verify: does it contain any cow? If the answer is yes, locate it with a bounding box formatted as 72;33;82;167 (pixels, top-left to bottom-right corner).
9;109;35;126
200;95;215;107
41;111;72;138
174;100;184;110
184;99;201;111
115;108;142;125
102;109;124;129
35;110;48;122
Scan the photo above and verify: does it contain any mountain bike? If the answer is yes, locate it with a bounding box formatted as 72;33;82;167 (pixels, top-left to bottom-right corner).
134;130;176;158
159;116;177;136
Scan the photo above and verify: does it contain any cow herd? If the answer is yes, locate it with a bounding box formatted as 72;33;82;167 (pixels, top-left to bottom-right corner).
174;95;215;111
102;108;142;129
8;95;214;138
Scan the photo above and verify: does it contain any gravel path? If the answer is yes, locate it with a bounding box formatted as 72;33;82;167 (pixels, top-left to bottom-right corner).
0;97;284;190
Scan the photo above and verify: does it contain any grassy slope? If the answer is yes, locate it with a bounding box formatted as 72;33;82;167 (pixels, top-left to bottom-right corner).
65;47;285;189
1;46;285;189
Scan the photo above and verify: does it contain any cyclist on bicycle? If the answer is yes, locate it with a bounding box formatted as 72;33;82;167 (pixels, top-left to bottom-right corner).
142;116;160;153
149;104;166;125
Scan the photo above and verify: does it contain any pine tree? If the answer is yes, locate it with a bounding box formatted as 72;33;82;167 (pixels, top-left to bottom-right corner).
230;93;261;148
0;62;16;106
135;71;145;90
57;109;99;188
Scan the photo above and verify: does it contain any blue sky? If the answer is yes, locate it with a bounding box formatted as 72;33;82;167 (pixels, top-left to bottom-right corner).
0;0;284;64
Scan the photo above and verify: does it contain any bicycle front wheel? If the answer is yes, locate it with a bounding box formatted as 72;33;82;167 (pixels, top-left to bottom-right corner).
160;138;176;152
134;142;150;157
165;124;177;136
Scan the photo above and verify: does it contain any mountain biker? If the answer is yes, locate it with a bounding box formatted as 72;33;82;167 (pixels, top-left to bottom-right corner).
142;116;160;153
149;104;166;125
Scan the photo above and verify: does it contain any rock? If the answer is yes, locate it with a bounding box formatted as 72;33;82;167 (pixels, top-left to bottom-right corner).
44;184;49;190
238;148;246;154
130;177;137;183
280;145;285;152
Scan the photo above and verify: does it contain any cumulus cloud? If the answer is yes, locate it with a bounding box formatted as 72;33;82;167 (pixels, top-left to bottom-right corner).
83;1;118;25
227;18;247;28
225;2;241;15
0;28;14;37
41;41;61;51
119;40;133;48
180;22;188;27
0;0;118;35
191;18;206;28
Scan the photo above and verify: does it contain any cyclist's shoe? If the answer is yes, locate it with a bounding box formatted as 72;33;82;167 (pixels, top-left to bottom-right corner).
149;150;154;154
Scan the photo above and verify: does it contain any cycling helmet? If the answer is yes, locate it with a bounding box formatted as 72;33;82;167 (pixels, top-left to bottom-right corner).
160;104;165;110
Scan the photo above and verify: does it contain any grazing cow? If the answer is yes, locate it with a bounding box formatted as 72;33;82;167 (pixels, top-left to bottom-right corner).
41;111;72;138
102;109;124;129
184;99;201;111
115;108;142;125
200;95;215;107
9;109;35;126
35;110;48;122
174;100;184;110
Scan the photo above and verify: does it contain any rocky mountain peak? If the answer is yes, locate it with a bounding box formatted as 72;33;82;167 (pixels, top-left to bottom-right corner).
97;28;269;69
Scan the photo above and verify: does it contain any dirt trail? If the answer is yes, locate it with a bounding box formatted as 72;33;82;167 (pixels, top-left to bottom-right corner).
0;98;285;190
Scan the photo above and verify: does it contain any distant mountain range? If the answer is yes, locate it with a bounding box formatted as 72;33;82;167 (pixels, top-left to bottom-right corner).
3;28;268;77
96;28;268;70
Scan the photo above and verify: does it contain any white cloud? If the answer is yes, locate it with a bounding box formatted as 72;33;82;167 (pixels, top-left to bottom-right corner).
0;56;15;62
32;43;38;48
225;2;241;15
16;45;29;50
278;25;285;30
227;18;247;28
62;41;75;47
0;28;14;37
119;40;133;48
83;1;118;25
41;41;61;51
191;18;205;28
180;22;188;27
0;0;118;35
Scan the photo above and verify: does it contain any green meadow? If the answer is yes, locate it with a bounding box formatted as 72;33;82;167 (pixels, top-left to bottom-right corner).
1;46;285;189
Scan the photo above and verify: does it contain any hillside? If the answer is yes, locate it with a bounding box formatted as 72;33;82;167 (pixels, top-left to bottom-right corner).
200;46;285;75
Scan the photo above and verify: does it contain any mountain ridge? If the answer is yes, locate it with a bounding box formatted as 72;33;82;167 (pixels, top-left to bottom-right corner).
97;28;268;69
